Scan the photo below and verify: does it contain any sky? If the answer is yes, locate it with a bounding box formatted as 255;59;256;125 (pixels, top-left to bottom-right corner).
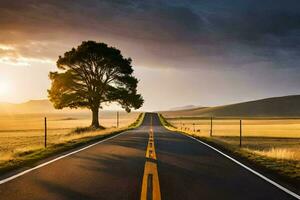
0;0;300;111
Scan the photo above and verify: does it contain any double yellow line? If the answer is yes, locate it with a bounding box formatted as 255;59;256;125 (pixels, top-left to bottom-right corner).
140;115;161;200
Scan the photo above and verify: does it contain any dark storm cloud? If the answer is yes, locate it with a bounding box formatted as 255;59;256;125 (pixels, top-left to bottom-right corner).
0;0;300;68
206;1;300;48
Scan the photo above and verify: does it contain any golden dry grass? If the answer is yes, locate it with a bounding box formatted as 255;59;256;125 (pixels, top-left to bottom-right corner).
168;118;300;138
246;148;300;161
0;111;139;131
166;117;300;161
159;114;300;180
0;111;140;164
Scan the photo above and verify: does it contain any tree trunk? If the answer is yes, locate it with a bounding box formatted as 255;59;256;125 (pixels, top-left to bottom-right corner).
91;107;100;128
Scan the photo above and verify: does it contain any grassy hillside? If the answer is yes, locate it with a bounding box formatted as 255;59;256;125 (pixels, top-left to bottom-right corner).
0;99;107;114
161;95;300;118
0;100;60;114
169;105;199;111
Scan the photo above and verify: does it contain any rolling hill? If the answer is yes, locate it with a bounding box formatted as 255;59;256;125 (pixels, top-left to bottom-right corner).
169;105;199;111
160;95;300;118
0;99;86;114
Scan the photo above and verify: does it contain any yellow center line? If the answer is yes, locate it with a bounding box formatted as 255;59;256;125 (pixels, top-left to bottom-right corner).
140;115;161;200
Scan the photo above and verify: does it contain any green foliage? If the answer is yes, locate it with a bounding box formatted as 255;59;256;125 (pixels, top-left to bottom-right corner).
48;41;144;127
48;41;143;110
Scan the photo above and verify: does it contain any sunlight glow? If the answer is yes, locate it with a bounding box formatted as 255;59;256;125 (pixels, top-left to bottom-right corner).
0;80;11;96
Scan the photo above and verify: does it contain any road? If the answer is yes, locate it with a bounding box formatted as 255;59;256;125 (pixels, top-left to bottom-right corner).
0;113;297;199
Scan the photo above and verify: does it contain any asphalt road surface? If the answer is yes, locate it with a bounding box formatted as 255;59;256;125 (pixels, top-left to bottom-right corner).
0;113;297;200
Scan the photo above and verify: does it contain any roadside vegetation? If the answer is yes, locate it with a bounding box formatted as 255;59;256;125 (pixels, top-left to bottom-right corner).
158;114;300;183
0;112;144;174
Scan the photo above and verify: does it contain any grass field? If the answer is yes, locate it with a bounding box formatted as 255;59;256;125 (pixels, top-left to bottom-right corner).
168;118;300;138
165;117;300;161
0;111;140;164
160;114;300;180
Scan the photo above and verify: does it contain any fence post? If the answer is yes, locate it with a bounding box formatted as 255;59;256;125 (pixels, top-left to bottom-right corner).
117;111;119;128
210;117;213;137
193;123;195;132
44;117;47;148
239;119;242;147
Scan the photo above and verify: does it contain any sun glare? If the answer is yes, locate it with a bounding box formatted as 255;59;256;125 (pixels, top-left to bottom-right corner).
0;80;11;96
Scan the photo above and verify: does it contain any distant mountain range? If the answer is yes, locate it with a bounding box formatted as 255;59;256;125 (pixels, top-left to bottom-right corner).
0;99;85;114
160;95;300;118
2;95;300;117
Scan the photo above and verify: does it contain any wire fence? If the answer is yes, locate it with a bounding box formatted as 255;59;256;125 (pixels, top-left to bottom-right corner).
167;117;300;161
0;112;140;163
168;117;300;138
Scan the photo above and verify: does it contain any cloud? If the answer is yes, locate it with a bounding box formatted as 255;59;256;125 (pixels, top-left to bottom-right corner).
0;42;53;66
0;0;300;69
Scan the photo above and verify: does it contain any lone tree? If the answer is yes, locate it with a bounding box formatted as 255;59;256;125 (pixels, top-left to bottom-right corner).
48;41;144;128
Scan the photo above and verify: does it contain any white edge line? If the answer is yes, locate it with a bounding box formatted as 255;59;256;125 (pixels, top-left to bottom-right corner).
0;131;128;185
181;133;300;199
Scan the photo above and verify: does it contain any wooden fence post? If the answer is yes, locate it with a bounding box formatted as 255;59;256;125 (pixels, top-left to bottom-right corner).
44;117;47;148
240;119;242;147
210;117;213;137
117;111;119;128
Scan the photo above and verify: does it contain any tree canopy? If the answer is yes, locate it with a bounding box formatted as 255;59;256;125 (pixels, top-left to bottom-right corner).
48;41;143;128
